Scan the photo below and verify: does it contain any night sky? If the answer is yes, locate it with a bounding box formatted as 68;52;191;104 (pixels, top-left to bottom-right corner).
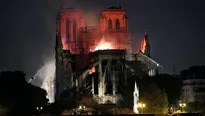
0;0;205;77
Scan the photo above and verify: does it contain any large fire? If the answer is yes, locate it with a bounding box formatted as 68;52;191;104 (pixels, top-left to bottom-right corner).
94;38;113;51
95;42;113;51
140;39;146;53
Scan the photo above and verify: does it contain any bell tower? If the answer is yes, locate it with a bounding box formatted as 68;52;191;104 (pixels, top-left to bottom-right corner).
55;8;85;100
100;6;128;32
99;6;130;50
58;8;85;53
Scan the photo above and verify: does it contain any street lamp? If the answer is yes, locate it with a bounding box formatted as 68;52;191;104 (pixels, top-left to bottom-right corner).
179;103;186;112
36;106;43;111
138;102;146;113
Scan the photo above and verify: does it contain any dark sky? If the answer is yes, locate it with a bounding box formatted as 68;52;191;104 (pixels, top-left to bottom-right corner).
0;0;205;77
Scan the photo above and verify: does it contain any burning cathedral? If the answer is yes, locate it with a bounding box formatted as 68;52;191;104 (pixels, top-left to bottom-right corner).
55;6;161;107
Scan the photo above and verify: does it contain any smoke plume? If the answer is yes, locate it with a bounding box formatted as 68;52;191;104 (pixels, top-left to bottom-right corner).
63;0;102;26
131;33;144;53
29;0;103;102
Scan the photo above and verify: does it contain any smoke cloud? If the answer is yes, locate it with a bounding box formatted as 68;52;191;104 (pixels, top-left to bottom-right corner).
63;0;102;26
131;33;144;53
31;58;55;103
29;0;103;102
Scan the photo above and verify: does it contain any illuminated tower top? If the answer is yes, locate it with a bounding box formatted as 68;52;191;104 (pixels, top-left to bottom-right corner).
100;6;128;32
58;8;85;51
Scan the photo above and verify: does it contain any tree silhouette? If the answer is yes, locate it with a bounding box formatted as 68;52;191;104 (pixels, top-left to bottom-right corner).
185;102;205;113
153;74;180;106
139;77;169;114
0;71;48;116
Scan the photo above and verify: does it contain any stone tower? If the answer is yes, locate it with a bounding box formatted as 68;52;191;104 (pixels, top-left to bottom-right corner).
55;9;77;100
99;6;130;50
100;6;128;32
59;8;84;53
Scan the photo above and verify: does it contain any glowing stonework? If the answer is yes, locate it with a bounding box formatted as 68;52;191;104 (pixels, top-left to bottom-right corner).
133;81;139;114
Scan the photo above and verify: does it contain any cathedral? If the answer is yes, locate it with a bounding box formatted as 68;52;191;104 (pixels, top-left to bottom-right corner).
55;6;160;104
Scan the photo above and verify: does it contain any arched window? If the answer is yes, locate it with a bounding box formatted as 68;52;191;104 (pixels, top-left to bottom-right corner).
66;20;70;42
108;19;112;29
116;19;120;29
73;19;77;42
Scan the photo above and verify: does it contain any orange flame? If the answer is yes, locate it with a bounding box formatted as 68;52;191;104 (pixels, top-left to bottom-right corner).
140;39;146;53
94;38;113;51
89;67;96;74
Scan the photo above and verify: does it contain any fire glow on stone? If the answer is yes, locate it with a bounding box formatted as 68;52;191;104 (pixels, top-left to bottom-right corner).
95;42;113;51
94;38;113;51
89;67;96;74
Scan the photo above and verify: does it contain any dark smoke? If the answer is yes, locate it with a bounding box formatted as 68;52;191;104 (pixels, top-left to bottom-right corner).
0;0;62;80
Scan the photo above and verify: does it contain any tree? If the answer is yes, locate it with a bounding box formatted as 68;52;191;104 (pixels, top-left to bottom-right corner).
185;102;205;113
121;73;169;114
0;71;48;116
153;74;181;106
0;105;9;116
139;77;169;114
